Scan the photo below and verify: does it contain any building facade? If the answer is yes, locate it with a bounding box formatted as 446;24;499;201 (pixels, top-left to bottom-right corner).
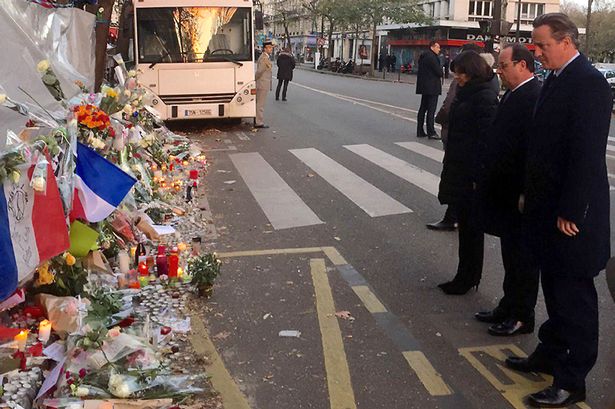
379;0;560;71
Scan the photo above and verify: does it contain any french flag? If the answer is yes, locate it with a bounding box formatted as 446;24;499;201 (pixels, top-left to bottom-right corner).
0;161;70;301
71;142;137;223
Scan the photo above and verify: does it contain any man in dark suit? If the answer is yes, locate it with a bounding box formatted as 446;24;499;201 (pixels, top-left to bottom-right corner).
275;47;296;101
475;44;540;337
416;40;442;139
504;13;612;407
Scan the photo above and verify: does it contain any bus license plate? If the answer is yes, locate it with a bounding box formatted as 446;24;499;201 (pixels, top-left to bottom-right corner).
185;109;212;117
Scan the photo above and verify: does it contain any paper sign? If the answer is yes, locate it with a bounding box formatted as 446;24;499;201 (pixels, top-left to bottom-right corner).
43;341;66;362
152;225;176;236
69;220;99;257
36;356;65;400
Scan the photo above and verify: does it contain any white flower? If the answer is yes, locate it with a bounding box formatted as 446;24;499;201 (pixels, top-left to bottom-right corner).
0;94;6;104
123;104;133;114
31;176;45;192
109;374;132;398
128;70;137;78
132;100;139;107
75;386;89;397
36;60;50;73
123;90;131;98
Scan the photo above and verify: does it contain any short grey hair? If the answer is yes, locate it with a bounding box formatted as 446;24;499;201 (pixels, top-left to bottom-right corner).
533;13;580;48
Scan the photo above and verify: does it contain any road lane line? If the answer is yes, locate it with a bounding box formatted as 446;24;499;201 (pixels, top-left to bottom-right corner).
396;141;445;163
322;246;348;265
290;148;412;217
458;344;592;409
217;247;324;259
310;258;357;409
403;351;453;396
229;152;323;229
190;313;251;409
352;285;388;313
236;131;251;141
345;144;440;197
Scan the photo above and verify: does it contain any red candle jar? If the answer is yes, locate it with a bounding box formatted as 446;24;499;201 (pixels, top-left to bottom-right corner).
167;247;179;278
156;245;168;276
138;261;149;276
189;170;198;180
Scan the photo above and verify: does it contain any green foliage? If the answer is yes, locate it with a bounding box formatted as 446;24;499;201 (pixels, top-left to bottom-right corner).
33;256;89;297
0;150;26;185
85;287;124;326
188;253;221;288
74;326;108;351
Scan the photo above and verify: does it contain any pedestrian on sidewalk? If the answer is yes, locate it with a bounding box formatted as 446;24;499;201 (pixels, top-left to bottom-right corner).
416;41;443;139
427;43;484;231
379;53;386;72
504;13;612;408
390;53;397;73
436;50;498;295
255;41;273;129
475;43;541;337
276;47;295;101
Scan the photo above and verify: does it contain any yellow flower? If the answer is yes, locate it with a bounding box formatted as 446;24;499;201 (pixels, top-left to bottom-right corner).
64;252;76;266
9;170;20;184
36;60;50;73
103;86;118;99
36;262;54;286
178;242;187;252
0;94;6;104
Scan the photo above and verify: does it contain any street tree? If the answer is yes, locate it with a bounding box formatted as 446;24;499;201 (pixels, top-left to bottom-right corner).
303;0;349;61
355;0;429;76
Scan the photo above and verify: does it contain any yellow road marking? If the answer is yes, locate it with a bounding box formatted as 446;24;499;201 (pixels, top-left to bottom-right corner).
403;351;453;396
217;247;323;259
322;246;348;266
459;344;591;409
352;285;388;313
310;258;357;409
189;313;251;409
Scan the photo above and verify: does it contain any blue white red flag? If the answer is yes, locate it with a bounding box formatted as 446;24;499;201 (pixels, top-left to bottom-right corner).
0;162;70;301
71;142;136;223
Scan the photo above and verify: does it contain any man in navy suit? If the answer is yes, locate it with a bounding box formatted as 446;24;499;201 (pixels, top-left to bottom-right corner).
475;43;540;337
504;13;613;407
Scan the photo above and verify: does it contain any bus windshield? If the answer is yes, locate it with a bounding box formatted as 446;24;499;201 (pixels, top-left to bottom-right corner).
137;7;252;64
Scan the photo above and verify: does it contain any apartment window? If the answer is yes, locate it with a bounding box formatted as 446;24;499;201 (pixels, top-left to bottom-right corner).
516;2;545;23
468;1;493;20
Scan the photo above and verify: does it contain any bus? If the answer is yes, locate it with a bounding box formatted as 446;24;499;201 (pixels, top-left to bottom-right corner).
131;0;256;121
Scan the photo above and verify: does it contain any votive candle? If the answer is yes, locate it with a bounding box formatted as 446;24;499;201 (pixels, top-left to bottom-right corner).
38;320;51;343
15;330;28;352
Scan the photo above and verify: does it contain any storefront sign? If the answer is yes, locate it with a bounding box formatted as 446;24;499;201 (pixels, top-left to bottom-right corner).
466;34;533;44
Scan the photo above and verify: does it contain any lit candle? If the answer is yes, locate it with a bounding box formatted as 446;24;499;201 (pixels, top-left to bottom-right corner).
138;261;149;276
14;330;28;352
130;247;137;258
151;163;158;171
38;320;51;343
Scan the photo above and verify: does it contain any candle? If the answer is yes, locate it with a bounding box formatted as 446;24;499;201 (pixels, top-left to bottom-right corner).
138;261;149;276
167;247;179;278
189;170;198;180
15;330;28;352
118;250;130;274
38;320;51;343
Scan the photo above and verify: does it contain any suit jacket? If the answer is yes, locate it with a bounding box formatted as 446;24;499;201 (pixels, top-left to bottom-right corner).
255;52;272;90
416;50;443;95
525;54;613;277
276;52;296;81
479;77;541;236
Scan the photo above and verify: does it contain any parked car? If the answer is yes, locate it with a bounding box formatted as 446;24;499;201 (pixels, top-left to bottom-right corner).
597;67;615;85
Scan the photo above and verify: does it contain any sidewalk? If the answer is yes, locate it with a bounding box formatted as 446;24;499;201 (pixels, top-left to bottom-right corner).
296;62;458;89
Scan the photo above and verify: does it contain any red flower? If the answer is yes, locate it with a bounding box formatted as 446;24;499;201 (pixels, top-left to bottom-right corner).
67;378;74;385
79;368;87;378
65;371;71;380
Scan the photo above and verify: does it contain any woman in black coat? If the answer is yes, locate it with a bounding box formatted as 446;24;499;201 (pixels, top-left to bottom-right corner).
437;51;499;295
276;48;296;101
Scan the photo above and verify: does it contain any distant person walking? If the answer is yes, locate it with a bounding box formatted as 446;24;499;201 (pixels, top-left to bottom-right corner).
255;41;273;129
416;40;443;139
379;53;386;72
276;47;296;101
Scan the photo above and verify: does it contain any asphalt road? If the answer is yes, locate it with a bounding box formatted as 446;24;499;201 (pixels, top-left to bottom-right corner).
196;69;615;409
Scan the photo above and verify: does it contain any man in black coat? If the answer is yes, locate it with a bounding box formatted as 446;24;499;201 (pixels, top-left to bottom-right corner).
416;40;442;139
475;44;540;337
275;47;296;101
504;13;612;408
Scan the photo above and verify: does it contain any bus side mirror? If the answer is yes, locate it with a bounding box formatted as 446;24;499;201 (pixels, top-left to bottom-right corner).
255;10;264;31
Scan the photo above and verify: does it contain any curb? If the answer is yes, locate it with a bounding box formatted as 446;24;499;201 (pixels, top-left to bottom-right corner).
296;65;416;85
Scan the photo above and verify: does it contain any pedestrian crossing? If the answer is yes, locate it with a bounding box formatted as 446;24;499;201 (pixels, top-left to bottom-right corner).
226;140;615;230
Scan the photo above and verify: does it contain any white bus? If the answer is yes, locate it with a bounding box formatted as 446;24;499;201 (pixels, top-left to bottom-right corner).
133;0;256;121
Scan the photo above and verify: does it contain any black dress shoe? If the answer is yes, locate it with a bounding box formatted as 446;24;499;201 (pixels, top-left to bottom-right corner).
417;131;427;138
254;124;270;129
427;133;441;140
426;219;458;231
505;356;553;375
528;386;586;408
282;98;287;101
474;309;507;323
488;319;534;336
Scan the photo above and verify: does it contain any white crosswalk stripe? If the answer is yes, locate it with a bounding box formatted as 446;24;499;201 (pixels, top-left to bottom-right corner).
395;142;444;163
344;144;440;197
290;148;412;217
229;152;323;230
